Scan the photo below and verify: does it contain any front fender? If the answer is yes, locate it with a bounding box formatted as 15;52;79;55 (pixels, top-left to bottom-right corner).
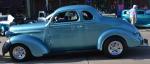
97;29;137;51
9;35;49;57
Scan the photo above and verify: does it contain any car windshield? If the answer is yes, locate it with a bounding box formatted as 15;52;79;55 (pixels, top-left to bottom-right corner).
0;16;8;21
98;10;102;16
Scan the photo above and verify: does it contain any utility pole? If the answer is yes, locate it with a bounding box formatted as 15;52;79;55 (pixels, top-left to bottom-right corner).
45;0;49;11
59;0;61;6
26;0;31;18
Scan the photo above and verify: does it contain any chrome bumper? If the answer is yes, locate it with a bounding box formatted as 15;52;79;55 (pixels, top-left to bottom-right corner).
141;39;148;46
2;42;11;56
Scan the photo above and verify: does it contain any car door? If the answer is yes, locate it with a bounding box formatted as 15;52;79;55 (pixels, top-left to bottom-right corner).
45;11;84;52
80;11;101;49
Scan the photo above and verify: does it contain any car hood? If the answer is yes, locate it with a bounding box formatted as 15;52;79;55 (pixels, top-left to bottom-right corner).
9;22;47;33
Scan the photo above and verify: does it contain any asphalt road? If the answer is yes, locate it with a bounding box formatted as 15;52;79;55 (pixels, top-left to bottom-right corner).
0;29;150;64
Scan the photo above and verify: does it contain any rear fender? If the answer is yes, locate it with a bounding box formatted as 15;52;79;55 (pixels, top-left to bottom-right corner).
97;29;129;51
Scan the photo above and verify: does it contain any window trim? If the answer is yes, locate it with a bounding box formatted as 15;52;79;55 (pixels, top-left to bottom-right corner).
52;10;79;23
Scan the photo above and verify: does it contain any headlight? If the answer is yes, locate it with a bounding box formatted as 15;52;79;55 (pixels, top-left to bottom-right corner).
5;31;14;37
6;39;10;43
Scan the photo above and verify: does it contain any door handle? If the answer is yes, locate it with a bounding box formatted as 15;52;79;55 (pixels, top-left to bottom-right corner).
77;25;84;28
52;26;61;29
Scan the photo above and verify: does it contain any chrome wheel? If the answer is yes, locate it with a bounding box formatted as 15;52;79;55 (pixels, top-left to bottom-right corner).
10;44;32;62
108;41;123;56
103;37;127;58
12;46;26;60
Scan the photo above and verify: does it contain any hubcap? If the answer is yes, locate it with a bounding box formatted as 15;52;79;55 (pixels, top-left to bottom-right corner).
12;46;26;60
108;41;123;55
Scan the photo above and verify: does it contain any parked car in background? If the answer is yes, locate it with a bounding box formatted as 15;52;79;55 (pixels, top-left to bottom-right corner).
37;11;47;22
122;9;150;27
0;15;14;35
3;5;147;62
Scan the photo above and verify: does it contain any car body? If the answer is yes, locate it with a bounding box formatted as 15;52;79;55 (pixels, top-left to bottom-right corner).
2;5;147;62
122;9;150;27
0;15;14;35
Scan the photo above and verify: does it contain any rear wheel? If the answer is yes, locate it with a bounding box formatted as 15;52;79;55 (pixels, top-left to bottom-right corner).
103;37;127;58
9;44;32;62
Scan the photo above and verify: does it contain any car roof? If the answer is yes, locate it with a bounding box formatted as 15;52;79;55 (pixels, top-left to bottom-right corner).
55;5;95;12
123;9;144;11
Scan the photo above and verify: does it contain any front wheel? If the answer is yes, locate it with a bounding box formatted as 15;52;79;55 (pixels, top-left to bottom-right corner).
103;37;128;58
9;44;32;62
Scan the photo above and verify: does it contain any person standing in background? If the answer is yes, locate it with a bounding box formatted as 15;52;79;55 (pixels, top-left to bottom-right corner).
129;5;138;25
116;3;124;17
114;1;124;18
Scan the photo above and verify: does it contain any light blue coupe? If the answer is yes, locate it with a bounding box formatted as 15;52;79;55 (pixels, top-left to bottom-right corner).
2;5;147;62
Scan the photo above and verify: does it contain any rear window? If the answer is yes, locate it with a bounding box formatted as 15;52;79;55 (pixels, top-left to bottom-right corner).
0;16;8;21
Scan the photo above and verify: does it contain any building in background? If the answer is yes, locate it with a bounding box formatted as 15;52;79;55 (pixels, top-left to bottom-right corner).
0;0;150;19
0;0;26;17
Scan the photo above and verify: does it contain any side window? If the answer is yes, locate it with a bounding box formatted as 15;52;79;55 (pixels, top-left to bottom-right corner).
137;11;144;14
82;11;93;20
53;11;78;23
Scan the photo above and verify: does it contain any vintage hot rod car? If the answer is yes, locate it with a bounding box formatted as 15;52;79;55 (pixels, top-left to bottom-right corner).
2;5;147;62
122;9;150;27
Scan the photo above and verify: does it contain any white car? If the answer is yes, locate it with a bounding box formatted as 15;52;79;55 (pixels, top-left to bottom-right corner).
0;15;14;35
